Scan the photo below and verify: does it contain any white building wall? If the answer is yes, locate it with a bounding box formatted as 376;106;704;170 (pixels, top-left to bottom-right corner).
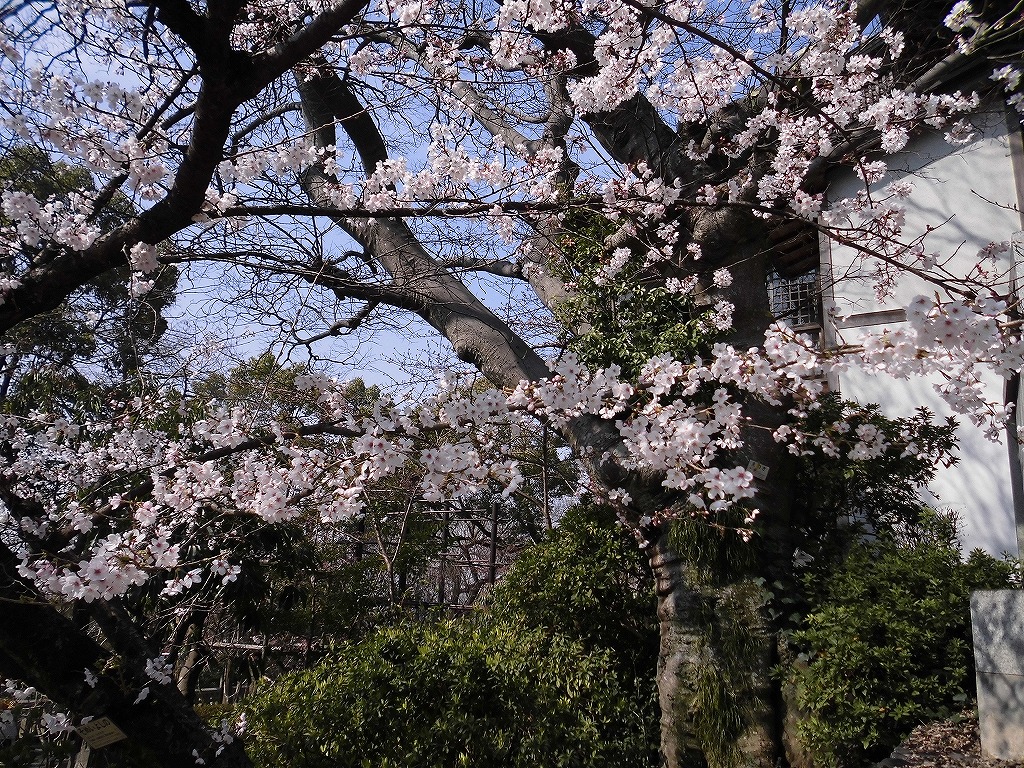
823;107;1024;556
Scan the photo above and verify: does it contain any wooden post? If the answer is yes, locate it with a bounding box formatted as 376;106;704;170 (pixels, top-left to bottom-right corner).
437;506;449;606
488;498;499;585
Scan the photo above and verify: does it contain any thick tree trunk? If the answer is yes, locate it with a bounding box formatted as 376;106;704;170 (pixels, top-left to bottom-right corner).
296;72;552;388
649;535;711;768
637;246;797;768
584;82;802;763
648;529;781;768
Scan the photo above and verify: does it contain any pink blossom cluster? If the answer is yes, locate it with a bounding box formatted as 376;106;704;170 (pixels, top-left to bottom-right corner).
0;327;835;605
851;295;1023;438
1;189;100;252
0;0;1021;626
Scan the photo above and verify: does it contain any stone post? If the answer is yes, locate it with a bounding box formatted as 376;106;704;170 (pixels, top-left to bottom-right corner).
971;589;1024;760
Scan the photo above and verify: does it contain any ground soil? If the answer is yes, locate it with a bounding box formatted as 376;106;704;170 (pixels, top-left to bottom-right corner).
879;711;1021;768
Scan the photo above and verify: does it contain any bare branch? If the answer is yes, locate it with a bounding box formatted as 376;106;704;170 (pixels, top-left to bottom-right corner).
293;300;380;344
444;257;524;279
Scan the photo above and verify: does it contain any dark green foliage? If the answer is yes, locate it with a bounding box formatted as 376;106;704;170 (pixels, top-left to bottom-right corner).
193;353;379;425
487;503;658;679
552;211;714;378
195;702;237;725
0;145;179;409
243;620;655;768
791;516;1019;767
563;283;711;378
773;395;1021;766
789;395;961;577
241;505;660;768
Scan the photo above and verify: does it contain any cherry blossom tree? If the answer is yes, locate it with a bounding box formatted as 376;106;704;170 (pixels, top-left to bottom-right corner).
1;0;1023;766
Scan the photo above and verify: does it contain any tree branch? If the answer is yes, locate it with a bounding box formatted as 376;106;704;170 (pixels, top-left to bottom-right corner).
297;71;552;385
0;540;253;768
443;256;524;279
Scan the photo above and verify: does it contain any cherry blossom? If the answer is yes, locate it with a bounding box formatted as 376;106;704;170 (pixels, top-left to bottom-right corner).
1;0;1022;762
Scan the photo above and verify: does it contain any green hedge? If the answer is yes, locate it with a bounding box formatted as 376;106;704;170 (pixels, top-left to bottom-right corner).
243;619;654;768
792;514;1018;766
487;508;657;680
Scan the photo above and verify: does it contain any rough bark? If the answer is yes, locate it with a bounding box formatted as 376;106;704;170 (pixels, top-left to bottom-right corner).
649;533;712;768
641;375;795;768
648;530;779;768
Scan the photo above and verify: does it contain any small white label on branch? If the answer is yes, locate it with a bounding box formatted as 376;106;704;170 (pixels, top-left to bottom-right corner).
76;717;128;749
747;461;770;481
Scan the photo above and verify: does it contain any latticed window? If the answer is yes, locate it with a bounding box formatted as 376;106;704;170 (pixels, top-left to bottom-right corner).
767;269;820;328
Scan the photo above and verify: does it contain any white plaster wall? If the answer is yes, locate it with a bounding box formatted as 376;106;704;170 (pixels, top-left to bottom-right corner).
824;108;1023;556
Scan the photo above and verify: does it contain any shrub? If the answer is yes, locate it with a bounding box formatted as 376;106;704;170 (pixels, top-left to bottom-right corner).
791;513;1018;767
242;619;655;768
787;395;961;583
487;504;658;680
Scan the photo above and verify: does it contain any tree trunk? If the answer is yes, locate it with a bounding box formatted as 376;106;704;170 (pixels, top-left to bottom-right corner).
648;529;781;768
176;646;209;704
551;86;802;768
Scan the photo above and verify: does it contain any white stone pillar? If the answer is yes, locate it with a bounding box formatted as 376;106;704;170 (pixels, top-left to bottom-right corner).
971;589;1024;760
